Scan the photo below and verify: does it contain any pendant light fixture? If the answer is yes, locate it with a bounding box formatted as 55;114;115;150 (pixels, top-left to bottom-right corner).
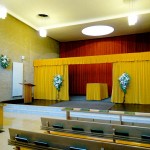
128;14;138;26
38;13;49;37
128;0;138;26
0;5;7;19
39;28;47;37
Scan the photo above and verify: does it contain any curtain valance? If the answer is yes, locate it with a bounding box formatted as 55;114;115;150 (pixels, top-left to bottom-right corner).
34;52;150;66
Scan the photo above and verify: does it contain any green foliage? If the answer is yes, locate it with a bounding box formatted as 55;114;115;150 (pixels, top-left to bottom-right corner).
118;73;130;94
0;54;10;69
53;74;63;91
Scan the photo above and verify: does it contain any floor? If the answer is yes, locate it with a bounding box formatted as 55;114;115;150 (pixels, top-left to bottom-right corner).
0;111;42;150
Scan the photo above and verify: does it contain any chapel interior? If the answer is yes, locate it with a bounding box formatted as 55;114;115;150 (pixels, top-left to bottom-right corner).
0;1;150;150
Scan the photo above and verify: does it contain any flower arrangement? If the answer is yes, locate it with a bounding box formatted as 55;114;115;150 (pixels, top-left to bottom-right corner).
119;72;130;94
119;72;130;103
0;54;10;69
53;74;63;91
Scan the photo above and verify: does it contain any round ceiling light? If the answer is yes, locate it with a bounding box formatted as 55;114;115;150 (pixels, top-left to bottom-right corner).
82;25;114;36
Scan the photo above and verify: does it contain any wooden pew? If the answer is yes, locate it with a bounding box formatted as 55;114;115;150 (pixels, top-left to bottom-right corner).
41;117;150;149
8;128;150;150
62;108;150;127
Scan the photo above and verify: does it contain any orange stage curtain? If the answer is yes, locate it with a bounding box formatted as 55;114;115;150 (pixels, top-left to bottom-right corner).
60;33;150;96
69;64;112;95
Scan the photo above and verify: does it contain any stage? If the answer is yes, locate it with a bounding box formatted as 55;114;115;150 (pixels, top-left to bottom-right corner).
2;96;150;113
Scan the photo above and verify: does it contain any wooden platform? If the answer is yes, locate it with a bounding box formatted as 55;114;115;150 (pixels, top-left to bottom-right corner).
2;97;150;113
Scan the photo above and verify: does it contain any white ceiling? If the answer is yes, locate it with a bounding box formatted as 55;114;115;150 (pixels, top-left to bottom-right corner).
0;0;150;42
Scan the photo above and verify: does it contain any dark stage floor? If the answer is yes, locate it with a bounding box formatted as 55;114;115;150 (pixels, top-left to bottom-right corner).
2;97;150;113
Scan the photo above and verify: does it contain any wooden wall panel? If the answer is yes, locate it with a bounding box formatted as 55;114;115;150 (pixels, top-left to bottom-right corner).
60;33;150;96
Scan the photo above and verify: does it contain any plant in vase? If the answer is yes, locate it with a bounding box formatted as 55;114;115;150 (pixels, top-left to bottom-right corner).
118;72;130;103
53;74;63;100
0;54;10;69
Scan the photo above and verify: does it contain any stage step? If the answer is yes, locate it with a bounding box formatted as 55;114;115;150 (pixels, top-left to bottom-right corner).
3;104;150;126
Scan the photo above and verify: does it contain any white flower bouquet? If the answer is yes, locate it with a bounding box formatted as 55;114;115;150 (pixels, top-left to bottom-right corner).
118;72;130;103
53;74;63;91
118;72;130;94
0;54;10;69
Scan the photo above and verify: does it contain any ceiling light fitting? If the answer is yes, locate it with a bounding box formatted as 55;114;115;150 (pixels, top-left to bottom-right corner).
38;13;49;37
39;28;47;37
0;6;7;19
128;0;138;26
128;14;138;26
82;25;114;36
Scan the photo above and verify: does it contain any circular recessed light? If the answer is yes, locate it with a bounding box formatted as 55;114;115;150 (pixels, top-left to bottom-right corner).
82;25;114;36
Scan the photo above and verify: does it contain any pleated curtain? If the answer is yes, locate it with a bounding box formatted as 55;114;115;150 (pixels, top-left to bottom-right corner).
33;52;150;103
34;65;69;100
111;61;150;104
